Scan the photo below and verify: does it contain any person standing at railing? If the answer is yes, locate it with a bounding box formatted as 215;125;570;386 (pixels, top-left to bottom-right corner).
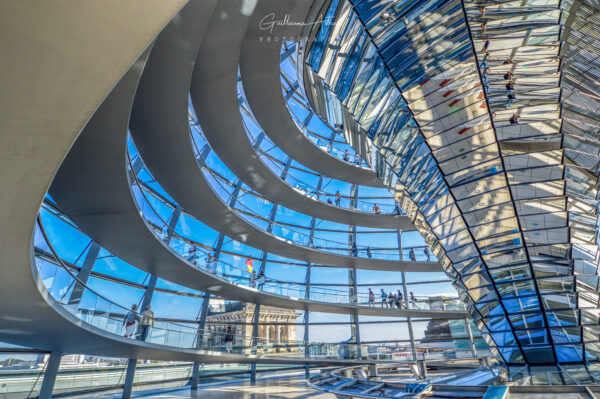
409;248;416;262
423;246;430;261
368;289;375;307
373;204;381;214
393;204;402;215
335;191;341;207
380;289;387;308
139;305;154;342
123;304;140;339
388;292;396;308
187;247;197;265
396;290;403;309
224;326;234;353
351;242;358;257
206;253;216;273
343;149;349;162
366;246;372;259
410;292;418;309
257;270;266;287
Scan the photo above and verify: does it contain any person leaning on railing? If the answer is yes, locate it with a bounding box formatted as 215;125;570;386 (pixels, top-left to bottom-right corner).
224;326;234;353
380;289;388;308
256;269;266;286
138;305;155;342
123;304;140;338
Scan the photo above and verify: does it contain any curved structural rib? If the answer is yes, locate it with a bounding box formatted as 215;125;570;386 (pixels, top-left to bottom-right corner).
0;0;189;356
47;1;446;318
128;0;434;272
240;1;386;188
190;0;414;231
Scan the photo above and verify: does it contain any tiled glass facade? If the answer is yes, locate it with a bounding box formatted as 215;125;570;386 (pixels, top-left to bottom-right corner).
306;0;600;365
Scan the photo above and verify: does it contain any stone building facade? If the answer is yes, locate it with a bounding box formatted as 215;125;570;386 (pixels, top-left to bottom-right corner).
205;302;300;350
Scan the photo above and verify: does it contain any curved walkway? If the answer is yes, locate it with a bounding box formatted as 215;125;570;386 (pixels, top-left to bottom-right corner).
0;9;451;364
0;0;465;364
0;0;198;362
32;215;384;365
46;1;444;320
239;1;385;189
127;0;433;270
189;0;414;230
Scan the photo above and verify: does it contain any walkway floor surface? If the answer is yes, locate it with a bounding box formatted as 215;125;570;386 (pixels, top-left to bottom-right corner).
68;374;334;398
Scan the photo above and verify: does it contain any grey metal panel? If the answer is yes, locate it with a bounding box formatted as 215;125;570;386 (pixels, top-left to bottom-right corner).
239;0;386;189
190;0;416;231
0;0;191;365
128;0;434;271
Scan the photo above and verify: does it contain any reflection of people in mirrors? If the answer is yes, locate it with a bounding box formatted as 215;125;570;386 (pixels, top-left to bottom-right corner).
506;92;515;108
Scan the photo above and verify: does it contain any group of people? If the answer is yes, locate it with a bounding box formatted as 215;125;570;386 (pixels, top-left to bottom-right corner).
367;289;418;309
189;249;221;274
190;248;271;290
330;193;382;215
349;244;430;261
123;303;235;353
123;304;155;341
479;18;517;108
328;191;342;206
409;247;430;262
481;64;517;107
328;192;401;217
342;149;362;165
